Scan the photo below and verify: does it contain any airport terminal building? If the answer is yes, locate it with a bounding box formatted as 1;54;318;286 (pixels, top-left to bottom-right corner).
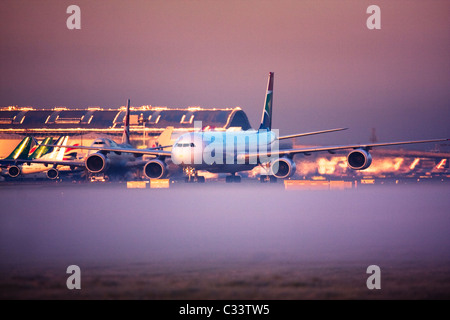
0;106;252;157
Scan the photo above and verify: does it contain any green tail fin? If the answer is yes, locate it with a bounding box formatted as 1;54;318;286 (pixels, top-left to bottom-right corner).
28;137;54;159
4;136;33;160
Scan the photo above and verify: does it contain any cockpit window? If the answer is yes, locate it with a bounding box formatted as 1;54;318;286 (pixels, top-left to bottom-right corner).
175;142;195;147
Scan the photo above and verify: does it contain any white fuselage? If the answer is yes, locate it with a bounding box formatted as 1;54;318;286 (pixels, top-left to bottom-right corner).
170;130;279;173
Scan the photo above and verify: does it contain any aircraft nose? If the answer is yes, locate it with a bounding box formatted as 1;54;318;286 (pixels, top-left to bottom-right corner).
171;149;181;165
172;148;188;165
172;148;195;165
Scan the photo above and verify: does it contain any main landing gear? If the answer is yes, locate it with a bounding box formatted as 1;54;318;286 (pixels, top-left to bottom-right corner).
259;175;277;183
226;173;241;183
89;173;109;182
184;167;205;183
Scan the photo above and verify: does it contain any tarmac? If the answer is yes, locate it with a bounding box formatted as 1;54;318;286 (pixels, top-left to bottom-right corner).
0;180;449;299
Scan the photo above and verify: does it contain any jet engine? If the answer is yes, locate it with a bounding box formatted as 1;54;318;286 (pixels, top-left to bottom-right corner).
347;149;372;170
271;157;296;179
85;153;109;173
144;159;167;179
46;168;59;180
8;165;21;178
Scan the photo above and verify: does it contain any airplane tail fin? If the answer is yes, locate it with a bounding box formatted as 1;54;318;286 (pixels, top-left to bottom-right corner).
42;136;66;160
28;137;54;159
63;144;79;160
122;99;131;145
4;136;33;160
55;136;69;160
155;126;174;148
259;72;274;131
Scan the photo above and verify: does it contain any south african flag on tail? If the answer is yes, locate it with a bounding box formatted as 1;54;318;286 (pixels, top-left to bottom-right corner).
259;72;274;130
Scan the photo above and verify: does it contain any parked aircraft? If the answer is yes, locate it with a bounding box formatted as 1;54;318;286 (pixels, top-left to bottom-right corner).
0;136;52;176
4;136;76;179
20;101;172;180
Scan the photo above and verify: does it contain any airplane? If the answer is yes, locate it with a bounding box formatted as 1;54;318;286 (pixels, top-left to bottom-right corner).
19;100;173;180
34;72;449;183
4;136;76;179
79;99;147;178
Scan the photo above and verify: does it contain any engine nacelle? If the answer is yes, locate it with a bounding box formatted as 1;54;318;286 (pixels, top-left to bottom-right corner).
347;149;373;170
144;159;168;179
46;168;59;180
85;153;110;173
8;165;21;178
271;157;296;179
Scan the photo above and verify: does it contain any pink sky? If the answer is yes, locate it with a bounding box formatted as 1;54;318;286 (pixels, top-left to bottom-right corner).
0;0;449;144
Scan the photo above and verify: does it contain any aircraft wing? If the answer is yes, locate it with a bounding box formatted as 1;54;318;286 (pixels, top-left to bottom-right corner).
6;158;86;168
0;159;19;166
242;138;450;159
7;151;165;169
373;149;450;159
278;128;348;140
39;144;172;157
124;159;150;168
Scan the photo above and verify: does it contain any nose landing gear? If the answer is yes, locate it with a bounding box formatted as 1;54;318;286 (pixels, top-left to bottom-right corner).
184;167;205;183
